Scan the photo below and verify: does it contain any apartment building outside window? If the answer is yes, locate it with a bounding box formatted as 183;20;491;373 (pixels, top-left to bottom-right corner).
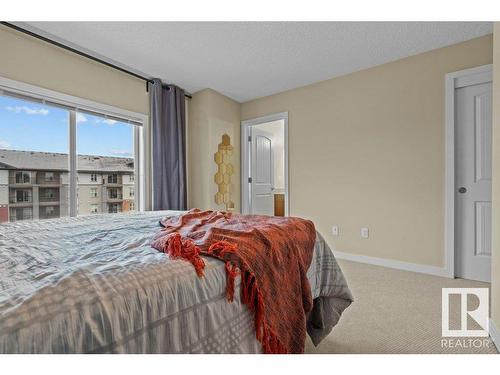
0;79;145;223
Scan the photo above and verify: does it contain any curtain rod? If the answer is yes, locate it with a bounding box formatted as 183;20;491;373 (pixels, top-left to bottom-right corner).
0;22;192;98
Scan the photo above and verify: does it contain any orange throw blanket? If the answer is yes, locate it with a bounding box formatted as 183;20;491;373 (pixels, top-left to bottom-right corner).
151;209;317;354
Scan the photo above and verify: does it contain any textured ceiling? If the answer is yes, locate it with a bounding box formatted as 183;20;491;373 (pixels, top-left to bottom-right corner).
20;22;493;102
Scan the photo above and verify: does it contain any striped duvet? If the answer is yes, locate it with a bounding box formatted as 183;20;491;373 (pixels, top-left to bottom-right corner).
0;211;352;353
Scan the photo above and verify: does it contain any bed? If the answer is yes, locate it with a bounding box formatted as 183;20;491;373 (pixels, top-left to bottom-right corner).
0;211;352;353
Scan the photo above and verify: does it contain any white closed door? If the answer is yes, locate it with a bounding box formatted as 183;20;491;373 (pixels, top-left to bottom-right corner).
455;81;492;282
250;128;274;215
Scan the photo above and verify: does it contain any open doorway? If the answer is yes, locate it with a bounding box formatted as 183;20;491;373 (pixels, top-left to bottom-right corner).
241;112;288;216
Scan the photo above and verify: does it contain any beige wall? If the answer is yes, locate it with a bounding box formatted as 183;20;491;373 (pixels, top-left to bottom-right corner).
491;24;500;336
242;35;493;268
188;89;241;212
0;25;149;115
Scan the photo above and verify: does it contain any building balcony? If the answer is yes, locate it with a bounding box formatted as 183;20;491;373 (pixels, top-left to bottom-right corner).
39;208;60;220
107;186;123;201
36;176;63;186
9;209;33;221
9;177;33;186
107;196;123;202
39;195;59;201
104;175;123;186
10;215;33;222
9;196;33;206
104;182;123;187
39;199;60;206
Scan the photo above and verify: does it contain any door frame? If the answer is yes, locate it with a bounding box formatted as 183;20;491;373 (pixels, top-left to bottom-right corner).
444;64;492;279
241;112;289;216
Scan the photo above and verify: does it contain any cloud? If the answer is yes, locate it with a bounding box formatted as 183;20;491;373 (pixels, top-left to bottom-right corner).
0;140;11;149
6;106;49;116
109;149;133;157
80;116;118;126
92;117;118;125
76;113;88;123
102;119;118;125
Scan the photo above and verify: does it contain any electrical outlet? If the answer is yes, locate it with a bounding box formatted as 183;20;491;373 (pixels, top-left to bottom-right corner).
332;225;339;237
361;227;369;239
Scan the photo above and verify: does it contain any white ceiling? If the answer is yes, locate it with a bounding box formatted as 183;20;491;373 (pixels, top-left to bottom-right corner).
20;22;493;102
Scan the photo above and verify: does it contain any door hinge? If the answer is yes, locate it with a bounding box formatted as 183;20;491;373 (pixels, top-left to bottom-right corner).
248;177;252;183
248;135;252;142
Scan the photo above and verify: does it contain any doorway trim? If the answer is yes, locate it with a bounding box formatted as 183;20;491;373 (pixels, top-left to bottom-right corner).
444;64;492;279
241;112;289;216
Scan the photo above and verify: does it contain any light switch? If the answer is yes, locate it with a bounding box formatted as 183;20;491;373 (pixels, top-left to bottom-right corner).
332;225;339;237
361;227;369;239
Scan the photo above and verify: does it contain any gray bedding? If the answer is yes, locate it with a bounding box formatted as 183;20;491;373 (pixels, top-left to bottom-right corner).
0;211;352;353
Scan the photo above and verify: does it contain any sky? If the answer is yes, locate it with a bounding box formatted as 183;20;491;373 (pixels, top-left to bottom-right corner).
0;95;134;158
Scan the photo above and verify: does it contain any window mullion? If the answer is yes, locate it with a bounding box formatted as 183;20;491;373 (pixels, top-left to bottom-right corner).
134;126;141;211
69;110;77;217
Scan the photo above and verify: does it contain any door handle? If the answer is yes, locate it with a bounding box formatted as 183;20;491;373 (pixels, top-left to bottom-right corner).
458;187;467;194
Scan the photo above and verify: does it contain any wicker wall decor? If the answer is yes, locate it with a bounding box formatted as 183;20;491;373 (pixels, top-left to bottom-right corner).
214;134;235;210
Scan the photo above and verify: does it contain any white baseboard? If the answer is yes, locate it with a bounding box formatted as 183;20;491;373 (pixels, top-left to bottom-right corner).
490;319;500;352
334;251;451;278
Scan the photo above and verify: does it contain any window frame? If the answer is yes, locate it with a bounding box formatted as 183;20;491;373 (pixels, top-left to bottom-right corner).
0;76;151;215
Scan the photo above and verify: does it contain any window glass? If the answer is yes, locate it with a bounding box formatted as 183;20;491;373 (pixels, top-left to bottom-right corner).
0;95;70;222
76;111;135;215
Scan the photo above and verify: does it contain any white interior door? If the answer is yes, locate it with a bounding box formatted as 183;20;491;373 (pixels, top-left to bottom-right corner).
455;81;492;282
250;128;274;215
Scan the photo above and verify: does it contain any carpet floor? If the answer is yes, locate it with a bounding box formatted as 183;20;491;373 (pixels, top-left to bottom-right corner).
305;259;498;354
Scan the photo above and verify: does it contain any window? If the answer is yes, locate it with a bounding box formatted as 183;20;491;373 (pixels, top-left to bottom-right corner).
13;207;33;221
130;188;135;198
77;111;136;216
129;174;135;182
41;206;59;219
0;79;145;223
40;188;58;202
1;94;69;223
107;174;118;184
108;203;121;214
90;204;98;214
108;188;121;199
14;190;31;203
15;171;32;184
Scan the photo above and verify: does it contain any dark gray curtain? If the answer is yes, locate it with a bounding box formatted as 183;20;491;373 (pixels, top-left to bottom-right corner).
151;79;187;210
